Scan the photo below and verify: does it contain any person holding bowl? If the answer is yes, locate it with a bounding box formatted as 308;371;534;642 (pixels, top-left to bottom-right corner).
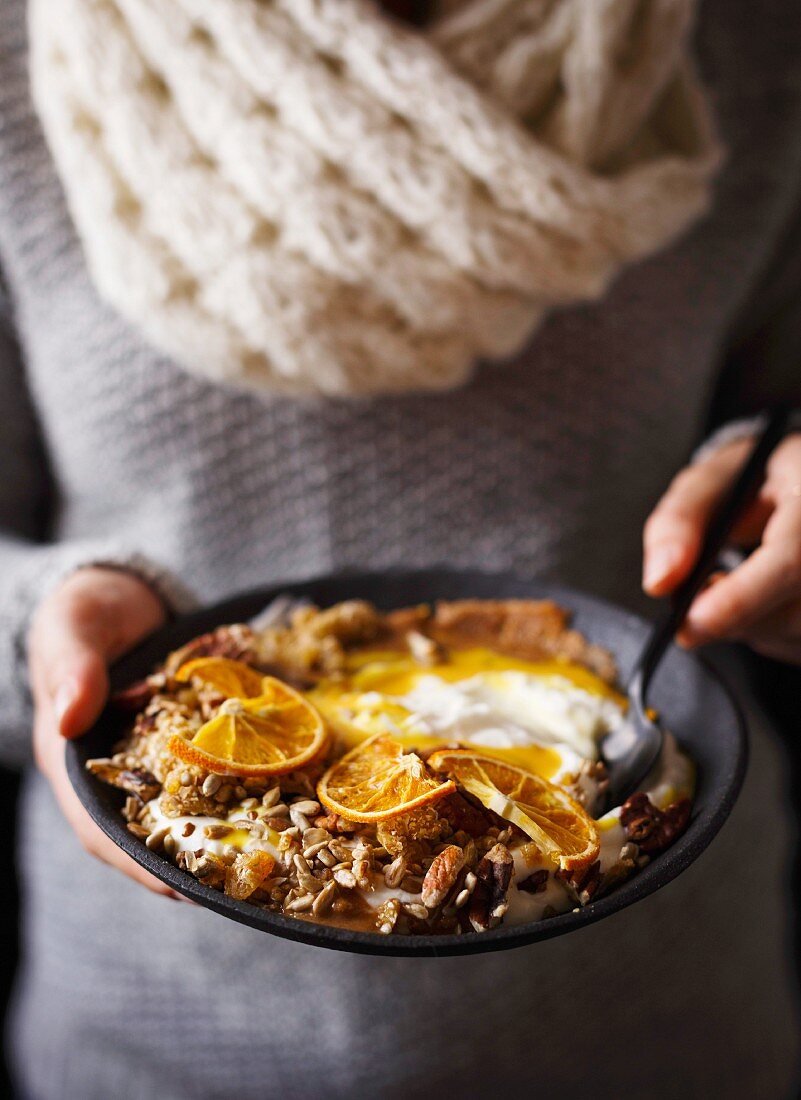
1;1;799;1096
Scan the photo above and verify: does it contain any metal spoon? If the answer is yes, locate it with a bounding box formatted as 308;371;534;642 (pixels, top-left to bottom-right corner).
603;406;790;807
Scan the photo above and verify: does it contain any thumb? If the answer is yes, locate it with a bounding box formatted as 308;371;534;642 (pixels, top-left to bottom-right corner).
50;645;109;740
30;567;166;741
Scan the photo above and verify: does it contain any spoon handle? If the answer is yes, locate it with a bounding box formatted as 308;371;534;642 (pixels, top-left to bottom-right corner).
631;405;791;693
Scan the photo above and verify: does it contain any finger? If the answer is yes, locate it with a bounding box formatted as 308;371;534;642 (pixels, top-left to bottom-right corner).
728;599;801;665
643;441;754;596
748;636;801;664
29;615;109;740
29;569;165;740
683;499;801;641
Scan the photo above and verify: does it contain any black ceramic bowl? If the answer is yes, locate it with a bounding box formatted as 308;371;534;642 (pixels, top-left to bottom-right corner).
66;568;747;958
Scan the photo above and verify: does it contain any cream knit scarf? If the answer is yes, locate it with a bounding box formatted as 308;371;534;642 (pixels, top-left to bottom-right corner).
30;0;720;397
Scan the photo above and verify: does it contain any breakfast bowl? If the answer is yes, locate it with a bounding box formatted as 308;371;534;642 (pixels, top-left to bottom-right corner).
66;568;747;958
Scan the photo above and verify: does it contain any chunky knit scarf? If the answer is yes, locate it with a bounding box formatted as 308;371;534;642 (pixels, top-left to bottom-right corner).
29;0;720;397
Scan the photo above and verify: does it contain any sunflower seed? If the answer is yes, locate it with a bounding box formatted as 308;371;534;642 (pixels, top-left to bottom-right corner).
179;771;192;787
303;841;329;859
289;807;311;831
402;902;429;921
333;868;357;890
231;818;263;833
145;826;170;851
264;803;289;818
202;774;222;797
317;848;336;868
285;895;315;912
262;788;281;809
163;835;177;857
291;799;320;817
197;853;222;879
464;871;477;893
203;824;232;840
302;827;330;845
312;880;337;916
454;888;470;909
123;796;140;822
293;853;312;875
216;784;234;804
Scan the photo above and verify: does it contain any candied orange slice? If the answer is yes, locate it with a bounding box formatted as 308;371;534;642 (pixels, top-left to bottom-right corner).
317;734;456;823
175;656;266;699
428;749;599;872
168;677;328;777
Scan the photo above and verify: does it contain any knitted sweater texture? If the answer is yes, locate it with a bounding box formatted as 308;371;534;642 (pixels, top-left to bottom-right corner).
1;0;801;1096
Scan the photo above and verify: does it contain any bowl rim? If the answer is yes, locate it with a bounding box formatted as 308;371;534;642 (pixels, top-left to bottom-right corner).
66;566;748;958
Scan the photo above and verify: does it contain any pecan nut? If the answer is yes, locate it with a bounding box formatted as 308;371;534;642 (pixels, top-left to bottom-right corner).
86;761;161;802
165;624;256;675
619;793;691;855
517;868;549;895
438;792;494;838
469;843;513;931
421;844;465;908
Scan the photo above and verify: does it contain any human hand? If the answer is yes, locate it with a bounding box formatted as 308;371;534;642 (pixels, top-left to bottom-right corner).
643;433;801;665
28;566;177;896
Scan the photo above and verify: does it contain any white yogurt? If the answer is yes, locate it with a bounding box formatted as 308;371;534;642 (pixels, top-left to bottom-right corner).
398;671;626;763
145;800;283;862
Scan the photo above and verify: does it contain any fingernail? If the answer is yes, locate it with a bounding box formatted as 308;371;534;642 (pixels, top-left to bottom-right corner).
643;543;683;592
53;679;78;731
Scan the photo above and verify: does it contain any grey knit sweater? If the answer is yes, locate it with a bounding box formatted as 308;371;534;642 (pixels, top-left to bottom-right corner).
2;1;801;1097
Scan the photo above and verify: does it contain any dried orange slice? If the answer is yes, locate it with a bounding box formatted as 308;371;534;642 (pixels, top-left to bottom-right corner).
317;734;456;823
428;749;599;872
175;656;266;699
168;677;328;777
